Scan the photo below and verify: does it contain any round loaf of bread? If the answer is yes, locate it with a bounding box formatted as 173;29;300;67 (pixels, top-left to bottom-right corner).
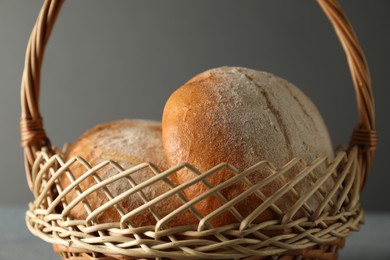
62;119;197;227
162;66;334;227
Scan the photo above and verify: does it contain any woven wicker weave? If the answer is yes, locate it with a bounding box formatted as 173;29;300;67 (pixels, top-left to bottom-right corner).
20;0;377;259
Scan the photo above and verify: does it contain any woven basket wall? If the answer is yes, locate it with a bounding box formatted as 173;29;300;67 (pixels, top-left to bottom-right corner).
20;0;377;259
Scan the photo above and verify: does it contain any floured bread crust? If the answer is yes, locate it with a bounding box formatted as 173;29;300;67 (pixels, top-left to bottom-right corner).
62;119;197;227
162;66;334;227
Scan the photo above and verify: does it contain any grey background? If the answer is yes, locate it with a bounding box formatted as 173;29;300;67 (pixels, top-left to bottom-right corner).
0;0;389;213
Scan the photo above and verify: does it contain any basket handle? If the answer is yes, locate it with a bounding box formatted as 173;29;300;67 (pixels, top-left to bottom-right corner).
20;0;376;191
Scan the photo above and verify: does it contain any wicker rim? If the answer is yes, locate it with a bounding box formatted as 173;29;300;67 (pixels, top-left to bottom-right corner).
20;0;376;191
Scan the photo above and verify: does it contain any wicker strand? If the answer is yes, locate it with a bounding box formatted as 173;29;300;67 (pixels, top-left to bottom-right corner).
318;0;375;129
20;0;64;190
20;116;49;147
317;0;376;188
350;128;377;152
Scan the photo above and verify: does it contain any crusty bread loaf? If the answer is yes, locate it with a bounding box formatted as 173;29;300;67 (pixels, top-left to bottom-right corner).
62;119;197;227
162;66;334;227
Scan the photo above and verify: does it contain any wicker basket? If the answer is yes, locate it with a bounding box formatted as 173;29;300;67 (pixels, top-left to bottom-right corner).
20;0;377;259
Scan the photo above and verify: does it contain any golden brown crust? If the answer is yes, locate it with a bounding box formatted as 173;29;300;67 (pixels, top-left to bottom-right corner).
61;119;198;227
162;67;334;227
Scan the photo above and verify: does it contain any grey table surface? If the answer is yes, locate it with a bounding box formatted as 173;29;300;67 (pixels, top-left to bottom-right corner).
1;206;389;260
